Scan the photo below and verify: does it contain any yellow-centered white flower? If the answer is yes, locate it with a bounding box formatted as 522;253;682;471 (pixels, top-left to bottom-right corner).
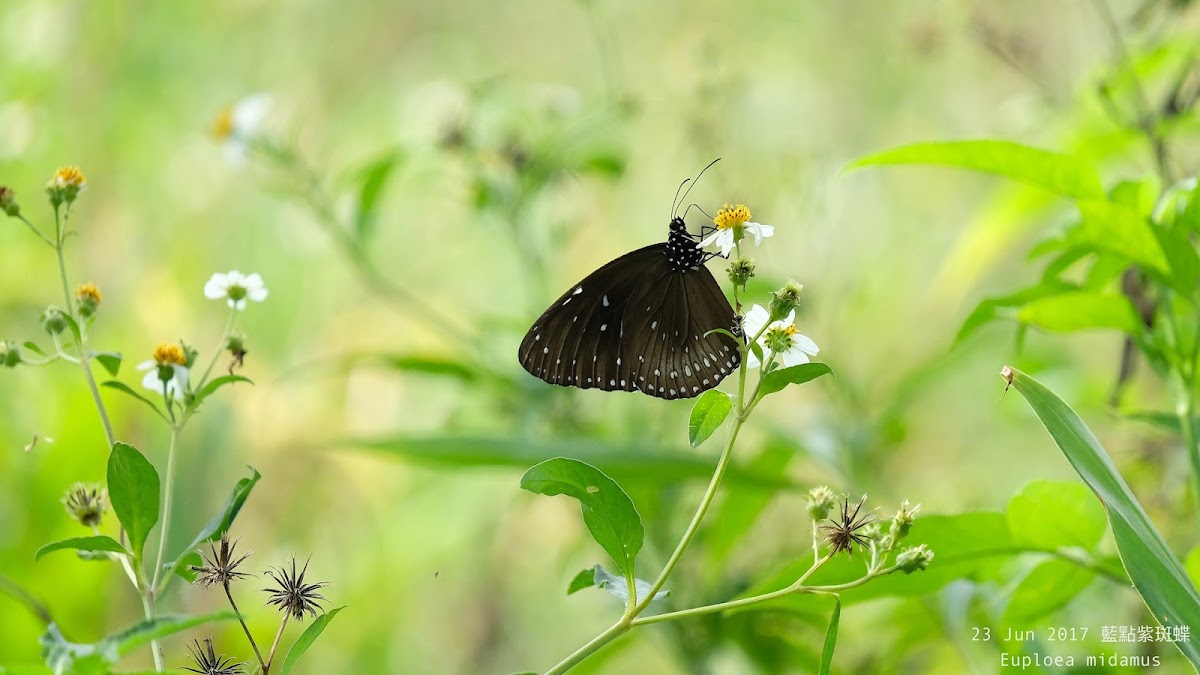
204;270;268;311
699;204;774;256
742;304;819;369
212;93;271;166
137;344;190;400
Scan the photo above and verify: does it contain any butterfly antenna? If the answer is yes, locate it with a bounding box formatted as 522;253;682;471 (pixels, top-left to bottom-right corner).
681;202;714;221
674;157;722;218
671;178;691;218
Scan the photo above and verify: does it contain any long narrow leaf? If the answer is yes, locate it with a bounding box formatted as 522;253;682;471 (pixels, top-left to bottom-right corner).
818;596;841;675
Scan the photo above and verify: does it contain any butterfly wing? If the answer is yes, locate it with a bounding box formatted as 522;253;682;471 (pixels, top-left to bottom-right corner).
519;244;741;399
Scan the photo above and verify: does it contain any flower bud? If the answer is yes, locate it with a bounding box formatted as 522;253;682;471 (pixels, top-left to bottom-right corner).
179;340;199;369
74;282;102;319
896;544;934;574
768;279;804;322
46;167;87;207
0;340;20;368
727;258;756;289
888;500;920;542
40;305;68;336
62;482;107;528
0;186;19;217
806;485;836;521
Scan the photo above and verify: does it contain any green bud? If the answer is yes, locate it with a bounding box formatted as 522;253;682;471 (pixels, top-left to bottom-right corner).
225;333;246;354
727;257;756;288
806;485;836;521
40;305;68;336
888;500;920;542
180;340;199;369
768;279;804;322
896;544;934;574
0;340;21;368
0;186;19;217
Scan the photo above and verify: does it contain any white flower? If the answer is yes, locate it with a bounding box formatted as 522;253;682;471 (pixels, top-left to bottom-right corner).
213;93;272;166
742;304;819;369
204;270;268;310
699;203;775;256
137;344;190;400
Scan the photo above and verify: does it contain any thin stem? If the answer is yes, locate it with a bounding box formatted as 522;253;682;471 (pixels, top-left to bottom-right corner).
224;583;268;672
17;214;55;247
544;621;630;675
151;426;181;594
195;309;237;390
0;572;55;625
137;568;166;671
264;613;291;675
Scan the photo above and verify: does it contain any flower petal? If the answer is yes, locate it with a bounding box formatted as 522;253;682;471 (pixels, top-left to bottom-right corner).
141;369;164;394
743;305;770;338
781;348;811;368
136;360;156;372
792;333;820;355
204;274;229;299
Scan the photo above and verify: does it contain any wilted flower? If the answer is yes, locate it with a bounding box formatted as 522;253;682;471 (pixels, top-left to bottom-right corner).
74;282;102;318
225;333;247;373
700;203;774;256
806;485;837;521
46;166;87;207
742;304;819;369
62;483;107;528
264;557;327;621
204;271;268;311
183;638;243;675
212;93;271;166
820;495;873;556
896;544;935;574
0;186;19;217
137;343;190;399
191;533;252;588
40;305;68;336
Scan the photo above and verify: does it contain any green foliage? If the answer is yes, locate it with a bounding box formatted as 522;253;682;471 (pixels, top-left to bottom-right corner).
688;390;733;447
99;382;166;422
105;443;159;561
38;613;234;674
520;458;643;580
187;375;253;413
817;596;840;675
279;606;345;675
1005;366;1200;666
35;537;127;562
166;466;261;581
90;353;121;377
757;363;832;397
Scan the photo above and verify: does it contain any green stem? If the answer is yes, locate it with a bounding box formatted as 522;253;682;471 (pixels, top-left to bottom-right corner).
224;583;268;673
151;426;181;594
0;572;54;625
264;613;291;675
544;621;630;675
17;214;55;247
137;568;166;671
195;309;237;391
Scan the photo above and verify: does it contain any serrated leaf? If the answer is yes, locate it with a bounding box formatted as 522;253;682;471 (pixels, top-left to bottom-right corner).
591;565;667;605
848;139;1105;199
688;390;733;447
520;458;643;578
100;381;167;422
758;363;832;396
106;443;159;561
566;568;596;595
1003;366;1200;667
279;606;345;675
35;536;127;561
91;352;122;377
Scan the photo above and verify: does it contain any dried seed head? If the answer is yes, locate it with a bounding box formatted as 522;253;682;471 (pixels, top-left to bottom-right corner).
191;533;252;588
183;637;243;674
264;557;327;621
820;494;874;556
62;482;107;528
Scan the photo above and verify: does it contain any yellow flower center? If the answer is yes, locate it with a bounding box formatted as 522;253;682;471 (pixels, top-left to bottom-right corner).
52;166;86;188
153;343;187;366
784;325;797;336
212;106;235;139
75;282;102;304
714;204;751;231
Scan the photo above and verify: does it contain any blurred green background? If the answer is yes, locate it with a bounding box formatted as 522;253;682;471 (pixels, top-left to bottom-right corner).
2;0;1197;672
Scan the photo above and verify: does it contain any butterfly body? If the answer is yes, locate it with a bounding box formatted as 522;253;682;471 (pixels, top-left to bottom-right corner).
519;217;741;400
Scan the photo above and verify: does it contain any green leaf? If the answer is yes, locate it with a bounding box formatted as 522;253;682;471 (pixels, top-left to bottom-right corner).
1002;366;1200;666
100;381;167;422
1073;200;1170;274
279;606;345;675
758;363;833;396
170;552;202;583
35;536;127;561
348;435;798;490
354;151;402;241
188;375;253;412
1002;559;1096;628
106;443;160;561
688;390;733;447
566;568;596;595
955;283;1078;345
167;466;261;580
520;458;643;578
103;612;236;657
1016;291;1141;334
591;564;667;605
847;140;1105;199
39;623;110;673
90;352;122;377
22;341;46;357
703;328;742;343
1006;480;1107;551
817;596;841;675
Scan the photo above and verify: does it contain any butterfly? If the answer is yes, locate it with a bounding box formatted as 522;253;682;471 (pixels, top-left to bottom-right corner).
518;165;742;400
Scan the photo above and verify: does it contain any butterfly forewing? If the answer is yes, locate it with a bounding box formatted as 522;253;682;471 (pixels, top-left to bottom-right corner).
519;239;741;400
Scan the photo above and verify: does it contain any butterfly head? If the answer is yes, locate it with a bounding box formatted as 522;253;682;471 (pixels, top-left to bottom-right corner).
668;216;688;234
